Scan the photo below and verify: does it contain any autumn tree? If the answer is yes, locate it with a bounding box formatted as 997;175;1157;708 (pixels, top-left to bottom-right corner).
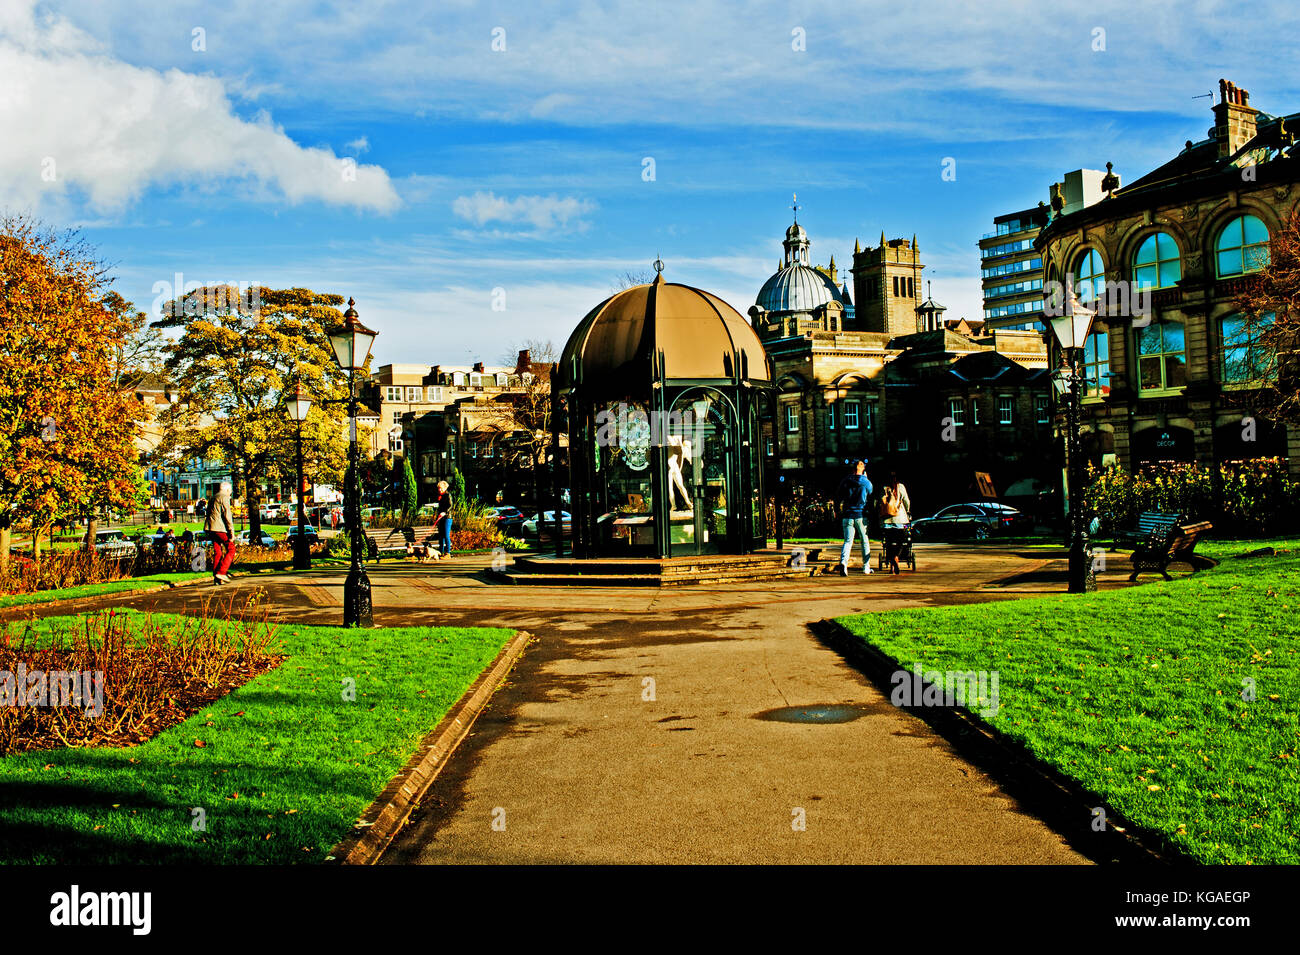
105;291;167;391
153;286;352;540
1237;208;1300;424
0;215;141;568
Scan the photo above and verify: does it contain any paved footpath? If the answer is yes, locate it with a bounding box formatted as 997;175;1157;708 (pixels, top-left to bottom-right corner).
6;543;1139;864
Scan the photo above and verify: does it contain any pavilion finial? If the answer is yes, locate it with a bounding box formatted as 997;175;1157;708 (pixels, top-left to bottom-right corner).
653;256;665;275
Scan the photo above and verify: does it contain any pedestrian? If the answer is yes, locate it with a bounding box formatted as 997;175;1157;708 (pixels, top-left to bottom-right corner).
433;479;454;558
203;481;237;584
879;472;912;575
836;459;874;576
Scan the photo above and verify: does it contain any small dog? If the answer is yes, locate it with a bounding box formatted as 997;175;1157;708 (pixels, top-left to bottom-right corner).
406;538;441;563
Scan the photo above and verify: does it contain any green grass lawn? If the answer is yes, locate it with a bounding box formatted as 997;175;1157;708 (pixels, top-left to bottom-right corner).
0;573;211;608
0;611;515;863
835;539;1300;864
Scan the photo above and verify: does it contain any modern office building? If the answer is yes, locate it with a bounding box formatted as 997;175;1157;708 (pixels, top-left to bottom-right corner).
981;170;1109;331
980;207;1048;331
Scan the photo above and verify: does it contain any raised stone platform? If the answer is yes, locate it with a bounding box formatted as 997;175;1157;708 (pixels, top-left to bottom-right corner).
489;547;823;586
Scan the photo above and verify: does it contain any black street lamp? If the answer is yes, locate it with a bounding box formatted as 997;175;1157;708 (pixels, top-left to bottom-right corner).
286;380;313;571
1047;290;1098;594
328;297;379;627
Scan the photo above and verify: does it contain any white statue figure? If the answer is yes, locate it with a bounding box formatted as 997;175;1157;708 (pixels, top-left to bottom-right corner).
666;435;693;511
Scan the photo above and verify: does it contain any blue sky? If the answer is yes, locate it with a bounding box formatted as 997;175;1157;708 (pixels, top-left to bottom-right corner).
5;0;1299;366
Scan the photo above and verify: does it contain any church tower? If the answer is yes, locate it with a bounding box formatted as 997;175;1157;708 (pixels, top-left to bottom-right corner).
851;233;925;336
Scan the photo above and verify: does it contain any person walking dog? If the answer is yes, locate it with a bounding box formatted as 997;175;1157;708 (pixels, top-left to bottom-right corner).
203;482;237;584
836;459;874;576
433;480;454;558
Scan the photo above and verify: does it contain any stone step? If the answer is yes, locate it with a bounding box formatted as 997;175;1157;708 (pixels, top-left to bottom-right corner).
490;560;817;587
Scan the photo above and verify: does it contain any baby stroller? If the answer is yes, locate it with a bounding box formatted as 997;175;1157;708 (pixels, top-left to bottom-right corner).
878;523;916;572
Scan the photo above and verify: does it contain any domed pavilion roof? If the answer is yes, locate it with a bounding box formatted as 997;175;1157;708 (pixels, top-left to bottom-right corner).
755;264;845;315
559;272;771;392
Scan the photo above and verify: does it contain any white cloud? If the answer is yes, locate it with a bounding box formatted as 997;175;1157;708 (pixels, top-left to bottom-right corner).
529;93;577;118
0;1;399;215
451;191;596;232
345;136;370;153
33;0;1300;136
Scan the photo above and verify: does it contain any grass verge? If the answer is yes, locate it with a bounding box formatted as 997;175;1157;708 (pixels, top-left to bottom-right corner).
0;610;515;863
0;573;211;608
834;539;1300;864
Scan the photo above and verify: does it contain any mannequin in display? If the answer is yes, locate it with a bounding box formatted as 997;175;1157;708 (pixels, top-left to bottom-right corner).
666;435;693;511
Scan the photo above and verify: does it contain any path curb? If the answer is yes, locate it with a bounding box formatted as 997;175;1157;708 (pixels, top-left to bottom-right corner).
812;617;1185;866
329;629;534;865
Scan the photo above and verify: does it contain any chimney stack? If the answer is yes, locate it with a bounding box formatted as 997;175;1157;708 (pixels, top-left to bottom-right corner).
515;349;531;375
1211;78;1258;158
472;361;485;373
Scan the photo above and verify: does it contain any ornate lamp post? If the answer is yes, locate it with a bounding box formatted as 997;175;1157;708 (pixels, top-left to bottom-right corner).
286;380;313;571
328;298;378;627
1047;291;1097;593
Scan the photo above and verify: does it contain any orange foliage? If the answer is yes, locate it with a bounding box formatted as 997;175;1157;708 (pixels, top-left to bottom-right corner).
0;215;141;532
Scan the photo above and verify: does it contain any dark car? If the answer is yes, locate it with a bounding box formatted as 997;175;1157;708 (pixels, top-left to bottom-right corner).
910;502;1027;541
484;506;526;535
285;524;320;545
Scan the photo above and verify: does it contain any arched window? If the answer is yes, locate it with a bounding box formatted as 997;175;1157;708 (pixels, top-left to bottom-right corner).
1075;248;1105;303
1215;215;1270;277
1133;232;1181;290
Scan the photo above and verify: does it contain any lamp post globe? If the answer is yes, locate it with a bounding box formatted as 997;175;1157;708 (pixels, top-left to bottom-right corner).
1047;290;1098;594
329;298;378;627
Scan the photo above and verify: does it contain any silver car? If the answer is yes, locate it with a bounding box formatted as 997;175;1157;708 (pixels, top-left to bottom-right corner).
92;529;138;558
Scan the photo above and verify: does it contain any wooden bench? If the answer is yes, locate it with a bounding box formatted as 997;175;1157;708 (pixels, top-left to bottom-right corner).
359;524;438;560
1113;511;1182;549
1129;520;1219;581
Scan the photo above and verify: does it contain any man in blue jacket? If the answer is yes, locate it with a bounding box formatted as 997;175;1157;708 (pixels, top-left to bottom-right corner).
836;459;874;576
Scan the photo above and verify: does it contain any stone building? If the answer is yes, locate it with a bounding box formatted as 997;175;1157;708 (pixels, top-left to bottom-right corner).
364;352;550;505
750;217;1050;506
1035;79;1300;475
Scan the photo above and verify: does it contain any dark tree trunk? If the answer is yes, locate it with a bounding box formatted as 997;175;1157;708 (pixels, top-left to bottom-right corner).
247;471;262;539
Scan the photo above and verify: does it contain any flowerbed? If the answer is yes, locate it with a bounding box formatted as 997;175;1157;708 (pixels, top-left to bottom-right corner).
1083;457;1300;536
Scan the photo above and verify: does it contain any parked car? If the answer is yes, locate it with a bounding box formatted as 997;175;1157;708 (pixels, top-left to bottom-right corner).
285;524;320;545
522;510;573;538
236;529;278;548
975;502;1033;533
91;529;138;559
143;529;216;551
911;502;1028;541
484;506;526;535
259;503;283;523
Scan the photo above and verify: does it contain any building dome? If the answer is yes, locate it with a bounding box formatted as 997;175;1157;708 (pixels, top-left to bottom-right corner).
756;264;844;314
785;222;808;242
559;272;771;391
